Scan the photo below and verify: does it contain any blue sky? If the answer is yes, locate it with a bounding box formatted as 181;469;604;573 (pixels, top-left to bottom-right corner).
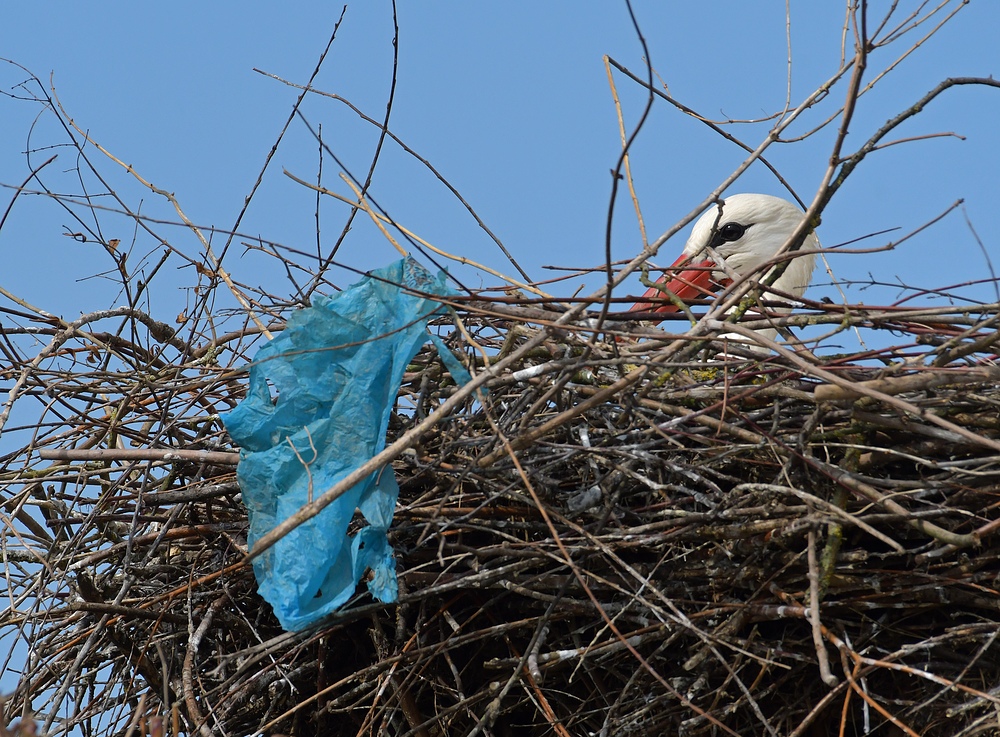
1;1;998;339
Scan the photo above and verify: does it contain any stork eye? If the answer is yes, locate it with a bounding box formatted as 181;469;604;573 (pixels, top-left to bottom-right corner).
718;222;748;242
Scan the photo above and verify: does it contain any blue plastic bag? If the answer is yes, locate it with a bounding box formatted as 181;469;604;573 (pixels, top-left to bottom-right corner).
223;257;465;631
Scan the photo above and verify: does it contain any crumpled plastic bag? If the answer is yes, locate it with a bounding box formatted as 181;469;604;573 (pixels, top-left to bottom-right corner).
222;257;466;631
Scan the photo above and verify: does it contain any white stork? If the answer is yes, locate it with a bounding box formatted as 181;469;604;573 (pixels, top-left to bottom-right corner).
631;193;818;339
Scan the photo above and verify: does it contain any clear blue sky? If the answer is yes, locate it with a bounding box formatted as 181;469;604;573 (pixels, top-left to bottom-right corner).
2;2;998;339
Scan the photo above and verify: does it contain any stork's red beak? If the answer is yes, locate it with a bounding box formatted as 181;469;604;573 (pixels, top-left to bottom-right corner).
630;253;732;314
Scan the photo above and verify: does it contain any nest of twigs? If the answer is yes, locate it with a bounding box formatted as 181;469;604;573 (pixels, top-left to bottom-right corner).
4;288;1000;737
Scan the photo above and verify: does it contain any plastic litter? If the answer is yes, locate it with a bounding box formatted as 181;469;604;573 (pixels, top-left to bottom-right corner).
223;257;466;631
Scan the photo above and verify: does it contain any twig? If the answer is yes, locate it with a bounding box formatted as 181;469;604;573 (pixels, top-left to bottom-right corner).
38;448;240;466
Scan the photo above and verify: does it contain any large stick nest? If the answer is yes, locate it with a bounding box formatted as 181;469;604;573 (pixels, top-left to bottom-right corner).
3;291;1000;737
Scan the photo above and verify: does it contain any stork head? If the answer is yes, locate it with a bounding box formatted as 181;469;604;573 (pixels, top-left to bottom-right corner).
683;193;817;296
632;193;819;314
